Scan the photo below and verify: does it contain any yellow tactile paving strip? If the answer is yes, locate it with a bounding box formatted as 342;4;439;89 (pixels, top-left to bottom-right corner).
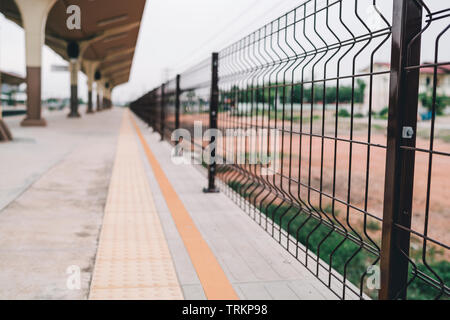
89;112;184;300
131;113;239;301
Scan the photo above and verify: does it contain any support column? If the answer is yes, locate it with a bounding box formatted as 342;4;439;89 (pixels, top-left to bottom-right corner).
15;0;57;127
203;53;219;193
87;84;93;113
68;59;80;117
96;82;102;112
380;0;423;300
95;71;102;112
107;87;113;108
67;41;81;118
83;60;100;114
175;74;181;130
105;88;111;109
102;92;108;109
103;82;110;110
109;86;114;109
96;86;101;111
0;72;13;141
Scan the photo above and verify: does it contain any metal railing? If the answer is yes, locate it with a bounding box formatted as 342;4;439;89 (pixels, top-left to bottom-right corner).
130;0;450;300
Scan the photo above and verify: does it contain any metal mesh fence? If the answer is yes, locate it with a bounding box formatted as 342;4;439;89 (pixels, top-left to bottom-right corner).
130;0;450;300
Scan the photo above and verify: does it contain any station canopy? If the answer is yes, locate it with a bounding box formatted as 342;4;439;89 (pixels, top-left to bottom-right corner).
0;71;25;86
0;0;146;87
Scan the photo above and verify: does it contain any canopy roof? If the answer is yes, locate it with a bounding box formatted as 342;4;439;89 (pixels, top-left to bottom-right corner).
0;0;146;87
0;71;25;86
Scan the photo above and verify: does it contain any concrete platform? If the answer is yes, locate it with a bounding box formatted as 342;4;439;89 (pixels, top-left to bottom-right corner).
133;114;337;300
0;108;122;212
89;112;183;300
0;108;123;299
0;107;337;300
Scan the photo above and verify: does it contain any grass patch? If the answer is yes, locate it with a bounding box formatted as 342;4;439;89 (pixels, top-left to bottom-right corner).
417;129;450;144
227;180;377;298
373;107;389;120
442;135;450;143
407;261;450;300
226;179;450;300
438;130;450;143
372;124;386;132
367;221;381;231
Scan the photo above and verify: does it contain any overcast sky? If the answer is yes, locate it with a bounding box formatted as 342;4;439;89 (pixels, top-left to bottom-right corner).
0;0;304;103
0;0;448;104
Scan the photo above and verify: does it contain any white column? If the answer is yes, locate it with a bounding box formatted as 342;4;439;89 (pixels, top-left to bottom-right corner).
102;81;108;109
96;80;103;111
15;0;57;126
105;82;112;109
67;58;81;118
83;60;100;114
109;86;114;108
107;87;112;108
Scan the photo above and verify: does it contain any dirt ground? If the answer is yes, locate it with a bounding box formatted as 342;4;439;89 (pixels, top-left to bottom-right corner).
179;112;449;257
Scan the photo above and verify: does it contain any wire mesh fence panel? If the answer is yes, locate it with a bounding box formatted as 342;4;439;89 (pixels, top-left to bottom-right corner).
129;0;449;300
216;0;395;300
163;78;178;140
130;89;159;129
179;58;212;166
380;0;450;300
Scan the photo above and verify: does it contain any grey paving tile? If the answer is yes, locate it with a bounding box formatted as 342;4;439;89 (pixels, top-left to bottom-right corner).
134;116;339;301
182;285;207;300
237;283;273;300
264;282;299;300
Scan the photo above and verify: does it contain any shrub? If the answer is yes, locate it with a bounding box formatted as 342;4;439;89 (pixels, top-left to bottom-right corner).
367;220;381;231
419;92;449;116
338;109;351;118
378;107;389;119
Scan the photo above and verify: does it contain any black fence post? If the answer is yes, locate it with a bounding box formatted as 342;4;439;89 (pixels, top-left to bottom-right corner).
175;74;181;130
151;91;156;130
160;84;166;140
380;0;423;300
204;52;219;193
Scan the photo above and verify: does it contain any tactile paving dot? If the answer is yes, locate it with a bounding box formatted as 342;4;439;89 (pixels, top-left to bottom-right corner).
90;287;184;300
89;112;184;300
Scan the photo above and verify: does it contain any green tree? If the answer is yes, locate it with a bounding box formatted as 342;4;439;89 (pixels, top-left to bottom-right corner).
419;92;449;116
